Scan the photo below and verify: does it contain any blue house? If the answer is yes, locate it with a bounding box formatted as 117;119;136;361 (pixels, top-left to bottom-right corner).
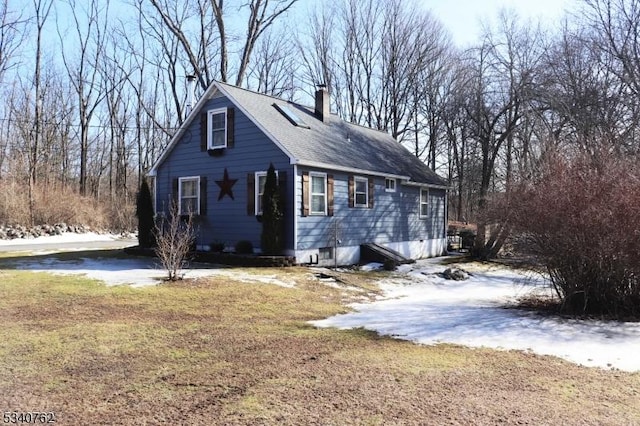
148;82;448;266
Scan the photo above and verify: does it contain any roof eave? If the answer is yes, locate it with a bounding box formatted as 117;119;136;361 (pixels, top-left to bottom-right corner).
293;159;410;181
214;83;298;163
401;180;451;190
148;81;299;176
147;82;220;176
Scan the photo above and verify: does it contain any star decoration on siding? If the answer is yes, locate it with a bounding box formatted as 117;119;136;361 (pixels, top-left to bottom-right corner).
216;168;238;201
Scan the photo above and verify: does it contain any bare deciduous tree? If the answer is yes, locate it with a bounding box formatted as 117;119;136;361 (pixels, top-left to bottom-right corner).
245;28;298;99
58;0;110;196
144;0;298;93
28;0;54;224
463;11;543;259
154;201;195;281
299;0;451;143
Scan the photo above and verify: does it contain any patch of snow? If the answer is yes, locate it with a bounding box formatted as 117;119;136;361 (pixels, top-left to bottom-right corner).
220;271;295;288
312;258;640;372
360;262;383;272
9;257;295;289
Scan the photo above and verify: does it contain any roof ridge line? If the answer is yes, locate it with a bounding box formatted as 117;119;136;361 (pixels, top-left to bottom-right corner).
215;80;393;137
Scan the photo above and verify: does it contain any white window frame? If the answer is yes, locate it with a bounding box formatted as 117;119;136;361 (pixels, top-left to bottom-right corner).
178;176;200;215
419;188;429;218
354;176;369;207
207;108;227;149
385;178;396;193
309;172;327;216
255;170;279;215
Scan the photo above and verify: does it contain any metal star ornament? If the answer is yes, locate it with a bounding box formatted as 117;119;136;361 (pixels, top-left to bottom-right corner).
215;168;238;201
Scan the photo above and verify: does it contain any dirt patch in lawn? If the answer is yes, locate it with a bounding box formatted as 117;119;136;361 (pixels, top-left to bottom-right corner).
0;268;639;425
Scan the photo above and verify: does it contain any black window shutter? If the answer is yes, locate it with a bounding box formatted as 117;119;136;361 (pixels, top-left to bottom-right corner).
227;107;235;148
247;173;255;215
368;177;374;208
200;112;208;151
199;176;207;215
172;178;179;211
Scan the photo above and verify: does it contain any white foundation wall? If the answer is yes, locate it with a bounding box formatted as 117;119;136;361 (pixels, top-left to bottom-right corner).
293;238;447;266
386;238;448;260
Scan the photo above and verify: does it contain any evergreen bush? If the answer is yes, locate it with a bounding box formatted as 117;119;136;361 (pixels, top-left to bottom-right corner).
136;179;156;248
260;164;284;255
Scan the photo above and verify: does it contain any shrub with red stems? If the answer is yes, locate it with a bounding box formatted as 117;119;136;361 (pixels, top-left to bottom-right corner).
511;152;640;318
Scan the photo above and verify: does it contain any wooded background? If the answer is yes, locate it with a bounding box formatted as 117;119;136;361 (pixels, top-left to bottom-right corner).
0;0;638;238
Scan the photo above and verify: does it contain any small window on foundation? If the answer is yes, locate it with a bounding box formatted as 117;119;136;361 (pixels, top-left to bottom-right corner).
319;247;334;260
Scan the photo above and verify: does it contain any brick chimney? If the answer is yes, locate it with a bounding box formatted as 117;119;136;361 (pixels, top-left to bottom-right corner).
314;84;330;123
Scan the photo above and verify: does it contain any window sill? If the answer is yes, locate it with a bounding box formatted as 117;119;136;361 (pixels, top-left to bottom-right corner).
180;214;205;220
207;148;226;157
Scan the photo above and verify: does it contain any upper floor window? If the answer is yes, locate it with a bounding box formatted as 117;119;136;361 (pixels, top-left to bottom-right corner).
201;107;234;153
179;176;200;215
420;188;429;218
208;108;227;149
385;178;396;192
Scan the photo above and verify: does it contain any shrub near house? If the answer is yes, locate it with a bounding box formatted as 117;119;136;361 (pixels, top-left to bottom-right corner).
261;163;284;255
512;152;640;318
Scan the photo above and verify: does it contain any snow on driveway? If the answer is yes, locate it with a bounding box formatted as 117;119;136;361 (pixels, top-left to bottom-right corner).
312;258;640;372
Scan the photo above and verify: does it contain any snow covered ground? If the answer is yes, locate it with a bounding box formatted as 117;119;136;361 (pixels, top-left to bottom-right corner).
0;231;125;246
3;233;639;372
313;259;640;372
7;255;297;289
0;232;297;288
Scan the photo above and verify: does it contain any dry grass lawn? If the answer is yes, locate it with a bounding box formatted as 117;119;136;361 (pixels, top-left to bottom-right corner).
1;255;639;425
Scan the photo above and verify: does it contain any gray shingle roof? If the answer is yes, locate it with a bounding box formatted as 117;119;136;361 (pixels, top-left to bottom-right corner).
217;82;447;187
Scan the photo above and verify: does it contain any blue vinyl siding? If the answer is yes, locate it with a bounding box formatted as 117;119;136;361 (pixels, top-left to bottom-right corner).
296;168;446;250
155;95;293;251
154;92;447;258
